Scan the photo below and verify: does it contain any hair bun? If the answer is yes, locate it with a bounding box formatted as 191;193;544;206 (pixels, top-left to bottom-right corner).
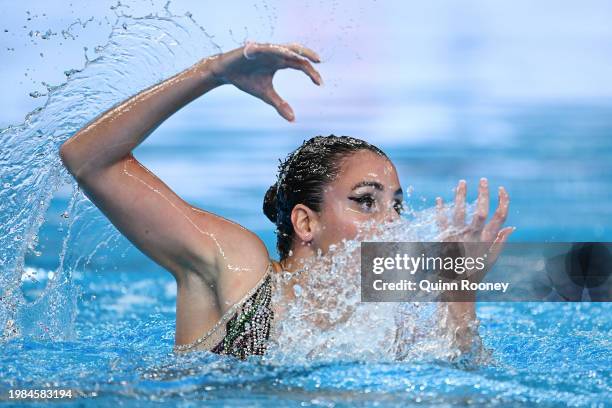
263;183;278;223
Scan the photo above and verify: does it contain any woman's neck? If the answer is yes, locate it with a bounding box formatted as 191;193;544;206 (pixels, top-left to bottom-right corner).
278;244;317;273
272;245;316;302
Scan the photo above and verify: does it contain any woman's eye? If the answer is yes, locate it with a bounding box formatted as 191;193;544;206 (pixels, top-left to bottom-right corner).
350;195;376;212
359;197;375;211
394;200;404;215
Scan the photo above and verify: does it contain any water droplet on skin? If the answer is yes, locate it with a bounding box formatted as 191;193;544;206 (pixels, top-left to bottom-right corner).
293;284;303;297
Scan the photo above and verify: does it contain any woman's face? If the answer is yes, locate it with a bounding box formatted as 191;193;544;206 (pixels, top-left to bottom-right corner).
314;149;403;252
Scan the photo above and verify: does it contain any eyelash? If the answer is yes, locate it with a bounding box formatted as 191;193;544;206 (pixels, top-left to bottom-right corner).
350;195;376;211
349;195;404;215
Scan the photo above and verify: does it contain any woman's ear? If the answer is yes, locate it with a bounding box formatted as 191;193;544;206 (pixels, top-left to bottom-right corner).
290;204;321;244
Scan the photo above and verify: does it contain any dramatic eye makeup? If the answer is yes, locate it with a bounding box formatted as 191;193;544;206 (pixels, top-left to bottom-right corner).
392;188;404;214
348;181;404;214
348;193;377;212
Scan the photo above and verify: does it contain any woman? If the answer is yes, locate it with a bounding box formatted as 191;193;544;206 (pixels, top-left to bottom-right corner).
59;41;513;360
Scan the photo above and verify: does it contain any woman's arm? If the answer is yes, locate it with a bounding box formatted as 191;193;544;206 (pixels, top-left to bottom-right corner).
59;42;321;344
60;42;321;179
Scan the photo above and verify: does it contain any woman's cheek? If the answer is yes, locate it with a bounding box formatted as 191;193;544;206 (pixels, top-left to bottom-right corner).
339;217;362;242
325;219;354;245
322;202;362;244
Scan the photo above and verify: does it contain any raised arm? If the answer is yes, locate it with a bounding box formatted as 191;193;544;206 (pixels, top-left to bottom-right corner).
59;42;322;344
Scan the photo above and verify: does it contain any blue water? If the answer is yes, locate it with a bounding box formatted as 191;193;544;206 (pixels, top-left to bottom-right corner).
1;2;611;407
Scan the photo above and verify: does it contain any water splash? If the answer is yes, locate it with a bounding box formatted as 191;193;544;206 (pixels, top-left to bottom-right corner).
0;2;227;343
264;206;484;365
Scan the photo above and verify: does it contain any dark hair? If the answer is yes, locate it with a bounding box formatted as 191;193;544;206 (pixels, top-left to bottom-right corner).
263;135;389;259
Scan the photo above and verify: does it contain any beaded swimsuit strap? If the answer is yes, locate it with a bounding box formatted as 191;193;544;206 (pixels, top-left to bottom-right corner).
173;261;274;353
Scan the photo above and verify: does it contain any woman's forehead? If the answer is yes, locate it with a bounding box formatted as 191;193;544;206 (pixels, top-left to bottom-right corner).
335;151;400;188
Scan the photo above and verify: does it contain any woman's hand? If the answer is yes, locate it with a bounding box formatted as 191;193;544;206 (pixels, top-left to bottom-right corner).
436;177;514;246
208;41;323;122
435;178;515;298
432;179;514;353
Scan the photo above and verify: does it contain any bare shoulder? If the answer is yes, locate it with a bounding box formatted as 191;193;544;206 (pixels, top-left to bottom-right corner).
186;206;272;306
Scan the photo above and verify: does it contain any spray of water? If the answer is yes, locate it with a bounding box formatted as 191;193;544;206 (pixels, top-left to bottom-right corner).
0;2;224;343
263;206;487;365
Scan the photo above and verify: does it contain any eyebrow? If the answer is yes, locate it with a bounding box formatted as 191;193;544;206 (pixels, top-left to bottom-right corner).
351;181;404;197
351;181;384;191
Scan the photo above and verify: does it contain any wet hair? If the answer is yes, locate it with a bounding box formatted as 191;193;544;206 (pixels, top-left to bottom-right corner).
263;134;389;260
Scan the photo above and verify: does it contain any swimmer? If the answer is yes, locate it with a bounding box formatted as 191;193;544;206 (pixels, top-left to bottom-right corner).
59;42;514;359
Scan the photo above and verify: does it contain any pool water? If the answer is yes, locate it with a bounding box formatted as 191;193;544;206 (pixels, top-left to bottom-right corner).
1;2;611;406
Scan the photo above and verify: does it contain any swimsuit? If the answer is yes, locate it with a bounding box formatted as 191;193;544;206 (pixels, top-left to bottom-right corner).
173;261;275;360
